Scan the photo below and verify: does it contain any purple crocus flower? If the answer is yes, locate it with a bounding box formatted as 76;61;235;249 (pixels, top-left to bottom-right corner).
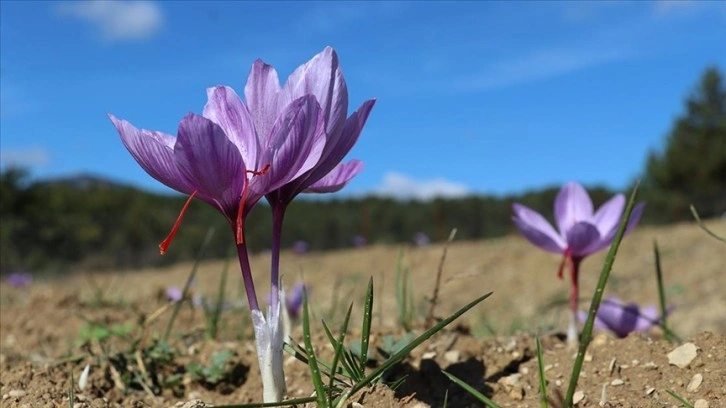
292;240;309;255
413;232;431;247
165;286;183;302
512;182;645;343
110;51;339;402
245;47;375;320
5;272;32;288
352;234;367;248
577;296;665;338
285;283;306;319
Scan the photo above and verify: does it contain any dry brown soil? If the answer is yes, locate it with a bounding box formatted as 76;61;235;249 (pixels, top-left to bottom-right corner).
1;220;724;407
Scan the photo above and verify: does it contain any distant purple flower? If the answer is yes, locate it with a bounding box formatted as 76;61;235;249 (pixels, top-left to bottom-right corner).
512;182;645;342
5;272;32;288
578;296;666;338
292;240;310;255
352;235;367;248
285;283;306;319
413;232;431;247
166;286;183;302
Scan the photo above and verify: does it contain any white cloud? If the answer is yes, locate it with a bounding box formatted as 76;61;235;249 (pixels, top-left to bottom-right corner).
457;46;629;92
56;0;164;42
0;147;51;168
374;172;470;200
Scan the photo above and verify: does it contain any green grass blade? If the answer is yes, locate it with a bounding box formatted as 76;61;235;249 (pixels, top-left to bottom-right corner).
653;240;681;343
163;227;215;342
336;291;493;405
535;336;549;408
359;277;374;375
690;204;726;243
327;303;354;391
442;370;500;408
302;290;329;408
564;183;639;407
666;389;695;408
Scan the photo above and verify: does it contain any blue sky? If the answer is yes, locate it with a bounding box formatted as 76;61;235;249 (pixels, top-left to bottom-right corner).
1;1;725;199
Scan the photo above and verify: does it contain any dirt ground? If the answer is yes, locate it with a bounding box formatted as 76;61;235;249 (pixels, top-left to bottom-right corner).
1;220;724;407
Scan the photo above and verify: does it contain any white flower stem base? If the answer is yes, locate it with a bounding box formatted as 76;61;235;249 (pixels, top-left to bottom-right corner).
251;292;286;403
567;309;579;348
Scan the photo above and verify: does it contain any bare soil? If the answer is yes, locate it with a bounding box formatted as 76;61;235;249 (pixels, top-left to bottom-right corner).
1;220;724;407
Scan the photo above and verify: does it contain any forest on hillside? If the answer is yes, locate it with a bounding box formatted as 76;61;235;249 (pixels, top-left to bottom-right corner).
1;67;724;274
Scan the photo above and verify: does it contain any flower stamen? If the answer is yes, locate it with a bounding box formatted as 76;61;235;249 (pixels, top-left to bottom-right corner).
236;164;271;244
159;191;198;255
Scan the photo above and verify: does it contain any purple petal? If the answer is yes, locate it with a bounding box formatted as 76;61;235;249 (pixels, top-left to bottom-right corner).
633;305;660;332
166;287;183;302
591;194;625;237
577;310;607;330
305;99;376;188
279;47;348;141
286;283;305;318
565;222;601;257
174;113;247;218
512;203;566;253
203;86;260;166
109;114;194;195
585;202;646;254
555;182;594;236
244;59;282;140
251;95;326;197
305;160;364;193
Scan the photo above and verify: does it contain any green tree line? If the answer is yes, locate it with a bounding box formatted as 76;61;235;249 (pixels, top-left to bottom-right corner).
1;67;723;274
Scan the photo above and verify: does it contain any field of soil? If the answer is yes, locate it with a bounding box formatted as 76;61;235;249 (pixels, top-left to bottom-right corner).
1;220;724;407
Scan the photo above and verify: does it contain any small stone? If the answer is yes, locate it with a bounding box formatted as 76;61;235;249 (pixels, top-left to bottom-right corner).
584;352;593;362
668;342;698;368
498;373;524;401
573;390;585;404
694;400;709;408
350;403;365;408
611;378;624;386
179;400;206;408
2;394;9;400
645;386;655;396
520;367;530;375
687;373;703;392
42;393;50;400
444;350;460;364
422;351;437;360
8;390;26;398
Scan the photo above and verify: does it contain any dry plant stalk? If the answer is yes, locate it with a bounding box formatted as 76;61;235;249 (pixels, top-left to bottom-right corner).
425;228;457;329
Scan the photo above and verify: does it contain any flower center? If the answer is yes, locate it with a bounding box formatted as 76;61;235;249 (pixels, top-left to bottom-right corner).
236;164;271;244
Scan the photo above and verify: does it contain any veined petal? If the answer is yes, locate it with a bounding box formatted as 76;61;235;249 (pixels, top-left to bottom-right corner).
555;182;594;236
565;222;601;257
512;203;566;253
109;114;194;195
203;86;260;165
174;113;247;217
280;46;348;140
244;59;282;140
306;99;376;187
251;95;325;197
305;160;364;193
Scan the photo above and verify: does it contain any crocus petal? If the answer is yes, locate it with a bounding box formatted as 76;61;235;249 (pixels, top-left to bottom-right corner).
251;95;325;197
585;202;646;254
244;59;282;140
109;114;194;195
305;160;364;193
633;305;661;332
279;46;348;140
305;99;376;187
576;310;607;330
203;86;260;166
591;194;625;236
555;182;594;235
174;113;247;217
512;203;566;253
565;222;601;257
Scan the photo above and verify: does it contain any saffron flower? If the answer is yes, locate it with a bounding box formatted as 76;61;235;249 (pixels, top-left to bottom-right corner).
292;240;310;255
248;46;375;351
109;57;340;403
512;182;645;343
413;232;431;247
5;272;32;288
577;296;665;338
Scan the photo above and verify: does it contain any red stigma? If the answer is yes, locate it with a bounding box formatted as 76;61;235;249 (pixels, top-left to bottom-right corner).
235;164;271;244
159;191;198;255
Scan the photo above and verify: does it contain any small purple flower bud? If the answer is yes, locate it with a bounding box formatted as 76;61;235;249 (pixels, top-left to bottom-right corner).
6;272;33;288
